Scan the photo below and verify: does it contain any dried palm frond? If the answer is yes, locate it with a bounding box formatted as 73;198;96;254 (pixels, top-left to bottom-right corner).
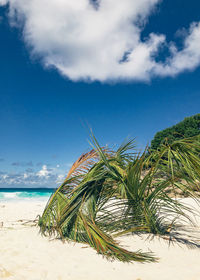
66;149;100;180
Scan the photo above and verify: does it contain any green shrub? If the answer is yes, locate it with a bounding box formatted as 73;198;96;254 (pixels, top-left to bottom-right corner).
151;114;200;150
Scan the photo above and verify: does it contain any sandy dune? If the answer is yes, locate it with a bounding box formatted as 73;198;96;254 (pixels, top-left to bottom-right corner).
1;199;200;280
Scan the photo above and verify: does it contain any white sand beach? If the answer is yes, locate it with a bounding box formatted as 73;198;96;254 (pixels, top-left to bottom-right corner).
1;199;200;280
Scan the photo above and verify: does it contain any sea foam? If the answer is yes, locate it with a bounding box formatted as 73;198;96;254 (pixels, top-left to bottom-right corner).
0;188;54;202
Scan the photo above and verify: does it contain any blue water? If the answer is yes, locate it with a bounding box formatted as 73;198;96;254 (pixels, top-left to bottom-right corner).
0;188;54;202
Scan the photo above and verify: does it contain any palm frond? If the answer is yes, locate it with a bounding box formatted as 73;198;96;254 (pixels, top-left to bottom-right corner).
66;149;99;179
39;134;200;263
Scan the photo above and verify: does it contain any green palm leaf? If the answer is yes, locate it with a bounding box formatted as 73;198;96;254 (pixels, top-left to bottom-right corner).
39;134;200;263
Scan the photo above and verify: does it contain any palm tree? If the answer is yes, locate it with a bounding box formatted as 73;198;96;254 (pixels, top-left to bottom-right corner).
38;134;200;263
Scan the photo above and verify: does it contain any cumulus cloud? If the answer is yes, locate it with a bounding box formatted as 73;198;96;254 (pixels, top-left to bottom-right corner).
1;0;200;82
154;22;200;76
0;164;67;187
0;0;7;5
56;174;65;184
37;165;51;178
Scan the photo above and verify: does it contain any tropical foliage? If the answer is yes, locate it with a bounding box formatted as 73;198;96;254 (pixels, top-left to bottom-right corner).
38;134;200;263
150;114;200;150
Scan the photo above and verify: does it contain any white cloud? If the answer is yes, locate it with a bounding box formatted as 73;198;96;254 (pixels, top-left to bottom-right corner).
0;162;69;187
1;0;200;82
23;173;28;179
56;174;65;184
0;0;8;5
37;165;50;178
154;22;200;76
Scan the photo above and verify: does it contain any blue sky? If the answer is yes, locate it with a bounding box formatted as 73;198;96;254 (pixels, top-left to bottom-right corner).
0;0;200;188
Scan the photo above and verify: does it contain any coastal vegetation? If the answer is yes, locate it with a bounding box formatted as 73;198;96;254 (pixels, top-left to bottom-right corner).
39;134;200;263
150;114;200;150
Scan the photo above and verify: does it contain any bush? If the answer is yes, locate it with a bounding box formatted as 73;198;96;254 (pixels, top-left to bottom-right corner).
150;114;200;150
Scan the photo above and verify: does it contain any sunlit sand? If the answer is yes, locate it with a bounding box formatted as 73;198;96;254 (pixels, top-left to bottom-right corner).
1;199;200;280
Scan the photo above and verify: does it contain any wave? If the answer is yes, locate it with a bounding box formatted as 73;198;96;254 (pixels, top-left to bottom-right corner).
4;192;20;198
0;190;53;202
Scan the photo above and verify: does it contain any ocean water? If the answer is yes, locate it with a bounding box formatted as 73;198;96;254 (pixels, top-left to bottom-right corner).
0;188;54;202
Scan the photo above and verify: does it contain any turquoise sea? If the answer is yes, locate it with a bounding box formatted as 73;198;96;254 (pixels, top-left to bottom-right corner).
0;188;54;202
